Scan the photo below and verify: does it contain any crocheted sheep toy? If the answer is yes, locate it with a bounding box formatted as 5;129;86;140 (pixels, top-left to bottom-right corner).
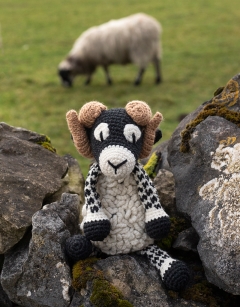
65;100;190;291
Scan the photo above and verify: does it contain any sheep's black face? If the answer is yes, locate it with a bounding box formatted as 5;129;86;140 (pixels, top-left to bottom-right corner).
89;109;144;179
58;69;73;87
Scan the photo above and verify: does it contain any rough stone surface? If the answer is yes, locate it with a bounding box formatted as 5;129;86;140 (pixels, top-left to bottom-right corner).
96;255;168;307
1;193;80;307
168;86;240;294
47;154;85;206
69;290;84;307
93;255;207;307
2;98;240;305
173;227;199;253
154;140;171;172
0;122;68;254
141;140;170;173
154;169;177;216
0;283;13;307
170;117;240;295
172;301;207;307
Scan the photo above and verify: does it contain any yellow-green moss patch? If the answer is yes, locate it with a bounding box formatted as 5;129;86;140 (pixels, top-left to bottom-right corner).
29;134;56;153
143;151;160;178
180;103;240;153
72;257;101;290
37;135;56;153
91;279;133;307
72;257;133;307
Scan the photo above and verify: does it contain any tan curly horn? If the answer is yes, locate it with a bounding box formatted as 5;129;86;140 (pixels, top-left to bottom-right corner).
78;101;107;128
66;110;93;158
66;101;107;158
125;100;163;158
125;100;152;126
126;100;163;158
139;112;163;159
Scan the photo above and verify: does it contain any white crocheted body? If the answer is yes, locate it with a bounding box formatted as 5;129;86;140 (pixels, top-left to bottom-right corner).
81;173;154;255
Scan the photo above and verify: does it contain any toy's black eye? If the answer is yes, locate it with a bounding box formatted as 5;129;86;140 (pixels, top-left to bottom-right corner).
94;123;109;141
124;124;141;144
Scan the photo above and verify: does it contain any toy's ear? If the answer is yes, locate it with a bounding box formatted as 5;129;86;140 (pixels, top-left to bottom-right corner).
154;129;162;144
125;100;163;159
66;101;107;158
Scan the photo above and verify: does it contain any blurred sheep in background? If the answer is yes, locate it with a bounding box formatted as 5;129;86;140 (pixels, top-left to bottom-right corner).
58;13;162;86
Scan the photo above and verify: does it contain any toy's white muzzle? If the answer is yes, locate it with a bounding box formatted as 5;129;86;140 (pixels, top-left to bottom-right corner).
99;145;136;179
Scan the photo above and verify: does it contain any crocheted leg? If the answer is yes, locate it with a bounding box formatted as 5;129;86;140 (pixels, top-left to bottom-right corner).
65;234;93;263
83;162;111;241
140;245;190;291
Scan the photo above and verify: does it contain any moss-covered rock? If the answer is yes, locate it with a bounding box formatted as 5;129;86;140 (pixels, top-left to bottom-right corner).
157;216;190;251
181;282;218;307
143;151;161;178
36;135;56;153
29;134;56;153
72;257;133;307
180;102;240;153
180;77;240;153
72;257;101;290
91;279;133;307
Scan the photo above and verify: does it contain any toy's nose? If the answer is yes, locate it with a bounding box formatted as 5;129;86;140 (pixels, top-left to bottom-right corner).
108;160;127;174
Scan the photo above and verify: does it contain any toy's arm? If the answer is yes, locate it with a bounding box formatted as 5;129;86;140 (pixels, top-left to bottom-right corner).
133;163;170;239
82;162;111;241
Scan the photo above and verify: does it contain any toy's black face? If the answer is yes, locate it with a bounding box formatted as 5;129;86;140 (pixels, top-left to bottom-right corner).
89;109;144;179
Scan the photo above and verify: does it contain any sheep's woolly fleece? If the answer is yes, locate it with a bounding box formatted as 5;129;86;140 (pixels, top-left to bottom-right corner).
58;13;162;86
69;13;161;68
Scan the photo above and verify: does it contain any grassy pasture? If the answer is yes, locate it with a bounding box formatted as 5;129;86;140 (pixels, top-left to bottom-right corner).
0;0;240;176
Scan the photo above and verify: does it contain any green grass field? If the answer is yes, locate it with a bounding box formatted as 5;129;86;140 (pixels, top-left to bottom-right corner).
0;0;240;176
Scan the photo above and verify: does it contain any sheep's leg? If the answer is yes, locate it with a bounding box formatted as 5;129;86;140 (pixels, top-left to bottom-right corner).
134;67;145;86
103;66;112;85
153;57;162;84
139;244;190;291
84;74;92;85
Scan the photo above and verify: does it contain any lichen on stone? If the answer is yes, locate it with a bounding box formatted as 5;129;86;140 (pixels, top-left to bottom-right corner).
212;79;239;107
199;142;240;248
213;86;224;97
